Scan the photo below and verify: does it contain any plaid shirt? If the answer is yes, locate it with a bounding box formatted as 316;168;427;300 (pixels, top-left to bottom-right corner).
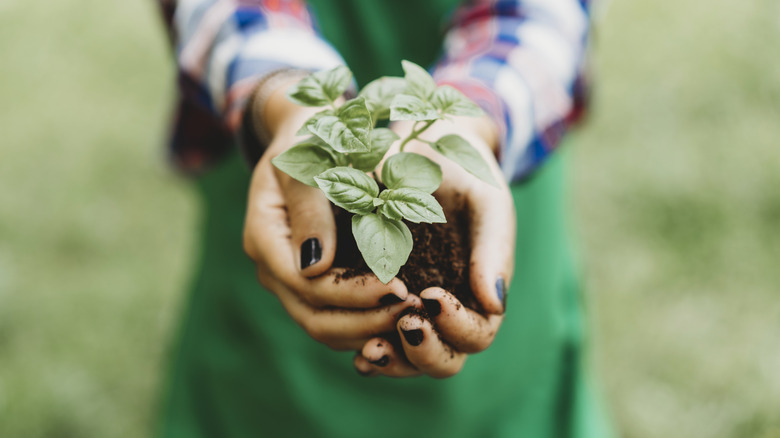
158;0;590;181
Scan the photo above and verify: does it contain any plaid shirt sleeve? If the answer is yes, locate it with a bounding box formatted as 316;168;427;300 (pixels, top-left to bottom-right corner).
157;0;344;172
433;0;591;181
159;0;590;178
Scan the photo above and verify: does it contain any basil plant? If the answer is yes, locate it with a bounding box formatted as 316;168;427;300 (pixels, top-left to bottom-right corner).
272;60;497;284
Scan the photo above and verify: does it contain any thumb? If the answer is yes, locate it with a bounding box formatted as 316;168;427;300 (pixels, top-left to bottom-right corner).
280;174;338;278
468;185;516;315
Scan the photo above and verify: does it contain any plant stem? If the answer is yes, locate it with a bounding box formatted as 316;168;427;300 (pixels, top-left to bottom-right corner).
399;119;436;152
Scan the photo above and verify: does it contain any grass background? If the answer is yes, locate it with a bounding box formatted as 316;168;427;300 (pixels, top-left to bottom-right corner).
0;0;778;437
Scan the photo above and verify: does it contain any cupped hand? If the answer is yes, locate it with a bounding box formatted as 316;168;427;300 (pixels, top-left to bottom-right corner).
242;82;421;351
354;115;516;376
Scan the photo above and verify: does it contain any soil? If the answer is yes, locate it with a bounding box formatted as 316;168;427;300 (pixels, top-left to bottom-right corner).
332;204;481;312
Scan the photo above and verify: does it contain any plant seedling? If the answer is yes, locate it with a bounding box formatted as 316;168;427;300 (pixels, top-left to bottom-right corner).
272;60;497;284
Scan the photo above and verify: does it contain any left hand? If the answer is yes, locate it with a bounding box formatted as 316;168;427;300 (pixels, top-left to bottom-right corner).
353;115;516;377
243;80;420;351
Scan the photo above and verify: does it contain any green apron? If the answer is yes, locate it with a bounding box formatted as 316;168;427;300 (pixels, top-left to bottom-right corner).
158;1;612;436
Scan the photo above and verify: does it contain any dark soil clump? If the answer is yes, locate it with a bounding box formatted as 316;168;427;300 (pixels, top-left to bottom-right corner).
332;206;480;311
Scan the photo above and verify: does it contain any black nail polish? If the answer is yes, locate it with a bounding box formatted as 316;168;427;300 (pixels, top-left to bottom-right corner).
379;293;404;306
401;328;424;346
496;277;507;309
300;238;322;269
369;355;389;367
422;298;441;318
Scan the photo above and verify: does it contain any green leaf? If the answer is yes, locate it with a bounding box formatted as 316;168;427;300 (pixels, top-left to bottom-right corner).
307;98;372;153
389;94;439;121
432;134;499;187
287;65;352;107
348;128;399;172
314;167;379;215
297;109;335;136
381;153;442;193
401;60;436;100
352;213;413;284
295;133;330;150
271;143;336;187
358;76;407;121
293;135;349;166
431;85;484;118
378;188;446;224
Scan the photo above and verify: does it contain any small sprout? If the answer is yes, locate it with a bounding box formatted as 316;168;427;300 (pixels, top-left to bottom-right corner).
276;61;494;283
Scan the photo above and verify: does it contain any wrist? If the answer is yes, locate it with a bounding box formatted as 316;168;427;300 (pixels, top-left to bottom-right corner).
257;78;320;141
450;115;500;155
242;69;312;164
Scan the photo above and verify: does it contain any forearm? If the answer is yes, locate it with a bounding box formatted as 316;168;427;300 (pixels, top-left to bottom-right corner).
161;0;344;132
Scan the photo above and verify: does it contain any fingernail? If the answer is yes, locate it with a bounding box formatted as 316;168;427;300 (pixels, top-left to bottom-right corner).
496;277;507;309
300;238;321;269
422;298;441;318
401;328;424;346
379;293;404;306
369;355;389;367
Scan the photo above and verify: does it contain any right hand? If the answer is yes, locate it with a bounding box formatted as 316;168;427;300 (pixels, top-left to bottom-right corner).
353;116;515;378
242;78;421;351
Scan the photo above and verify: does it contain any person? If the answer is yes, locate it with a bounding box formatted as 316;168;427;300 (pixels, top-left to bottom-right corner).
155;0;611;436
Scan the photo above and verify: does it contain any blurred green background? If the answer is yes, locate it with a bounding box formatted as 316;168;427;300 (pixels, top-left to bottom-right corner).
1;0;778;437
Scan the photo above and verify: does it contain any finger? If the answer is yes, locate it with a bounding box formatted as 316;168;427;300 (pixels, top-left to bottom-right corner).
358;337;420;378
243;159;287;262
268;277;422;350
269;262;410;309
397;312;467;378
353;354;379;377
467;182;516;314
298;271;410;308
278;174;337;278
420;287;503;353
